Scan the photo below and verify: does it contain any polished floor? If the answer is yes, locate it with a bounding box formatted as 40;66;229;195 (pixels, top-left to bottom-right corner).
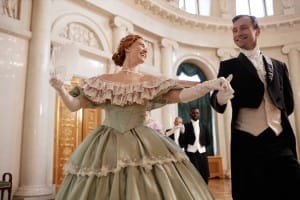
12;178;233;200
208;178;232;200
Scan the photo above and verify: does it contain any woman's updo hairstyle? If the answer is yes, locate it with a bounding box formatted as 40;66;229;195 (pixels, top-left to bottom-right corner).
112;34;143;66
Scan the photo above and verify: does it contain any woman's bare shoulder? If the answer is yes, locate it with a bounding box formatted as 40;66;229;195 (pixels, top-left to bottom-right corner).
140;74;156;81
98;72;157;84
91;72;170;86
97;73;121;82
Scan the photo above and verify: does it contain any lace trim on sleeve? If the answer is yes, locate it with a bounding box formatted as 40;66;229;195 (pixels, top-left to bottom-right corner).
63;152;188;177
78;76;177;106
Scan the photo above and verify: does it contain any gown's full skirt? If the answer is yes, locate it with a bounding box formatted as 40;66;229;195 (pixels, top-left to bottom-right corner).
56;125;214;200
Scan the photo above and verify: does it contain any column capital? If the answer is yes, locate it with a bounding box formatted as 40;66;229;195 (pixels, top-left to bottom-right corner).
282;43;300;54
110;16;134;33
217;48;238;59
160;38;178;49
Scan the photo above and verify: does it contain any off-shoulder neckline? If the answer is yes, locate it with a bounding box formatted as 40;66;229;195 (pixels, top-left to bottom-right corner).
94;73;166;85
77;75;178;106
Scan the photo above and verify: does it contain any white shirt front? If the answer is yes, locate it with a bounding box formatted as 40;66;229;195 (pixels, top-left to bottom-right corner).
236;47;282;136
187;120;206;153
173;128;181;145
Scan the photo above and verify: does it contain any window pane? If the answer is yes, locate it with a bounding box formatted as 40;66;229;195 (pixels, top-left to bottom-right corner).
236;0;250;15
178;73;200;82
199;0;211;16
179;0;185;9
249;0;265;17
185;0;197;14
266;0;274;15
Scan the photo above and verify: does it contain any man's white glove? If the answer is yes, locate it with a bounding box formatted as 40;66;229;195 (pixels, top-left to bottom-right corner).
179;77;228;103
49;75;81;112
216;74;234;105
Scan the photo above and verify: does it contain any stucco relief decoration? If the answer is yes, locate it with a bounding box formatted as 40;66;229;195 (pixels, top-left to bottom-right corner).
282;0;294;8
164;0;179;7
59;22;102;50
62;147;73;157
219;0;229;17
62;126;73;137
217;48;239;60
281;0;295;15
0;0;19;19
62;108;76;119
144;39;154;65
133;0;300;31
134;0;230;30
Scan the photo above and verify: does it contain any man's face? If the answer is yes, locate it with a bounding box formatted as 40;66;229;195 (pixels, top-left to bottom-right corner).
232;16;260;50
190;109;200;121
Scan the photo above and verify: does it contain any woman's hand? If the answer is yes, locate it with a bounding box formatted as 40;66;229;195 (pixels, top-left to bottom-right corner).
49;73;64;92
49;73;82;112
206;74;233;91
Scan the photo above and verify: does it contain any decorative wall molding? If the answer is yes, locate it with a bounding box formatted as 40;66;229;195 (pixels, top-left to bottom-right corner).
51;13;112;59
51;13;111;51
110;15;134;33
161;38;178;49
133;0;230;31
131;0;300;31
282;42;300;54
174;54;217;78
59;22;102;49
0;0;20;19
217;48;239;59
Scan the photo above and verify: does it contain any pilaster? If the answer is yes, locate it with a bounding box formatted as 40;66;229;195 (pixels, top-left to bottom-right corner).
14;0;54;198
109;16;134;73
216;47;237;177
282;43;300;158
160;38;178;130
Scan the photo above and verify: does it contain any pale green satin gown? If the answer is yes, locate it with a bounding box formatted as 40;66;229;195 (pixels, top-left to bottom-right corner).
56;76;214;200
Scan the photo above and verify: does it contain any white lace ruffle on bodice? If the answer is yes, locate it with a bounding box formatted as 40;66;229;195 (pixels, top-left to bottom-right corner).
75;75;179;106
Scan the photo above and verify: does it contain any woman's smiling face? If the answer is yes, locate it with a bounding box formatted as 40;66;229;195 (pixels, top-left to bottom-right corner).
126;39;148;65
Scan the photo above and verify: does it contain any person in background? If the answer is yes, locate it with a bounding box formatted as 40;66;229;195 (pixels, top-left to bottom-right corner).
165;116;185;147
50;34;233;199
180;107;211;184
144;111;164;134
210;15;300;200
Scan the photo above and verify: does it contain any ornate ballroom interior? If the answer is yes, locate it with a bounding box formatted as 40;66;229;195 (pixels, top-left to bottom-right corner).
0;0;299;199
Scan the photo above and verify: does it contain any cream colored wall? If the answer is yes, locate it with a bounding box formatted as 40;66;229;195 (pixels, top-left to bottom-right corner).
0;0;299;198
0;1;32;199
0;31;28;195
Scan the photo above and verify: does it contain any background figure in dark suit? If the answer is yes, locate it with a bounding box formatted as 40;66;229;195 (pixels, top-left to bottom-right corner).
165;116;185;147
210;15;300;200
180;108;211;184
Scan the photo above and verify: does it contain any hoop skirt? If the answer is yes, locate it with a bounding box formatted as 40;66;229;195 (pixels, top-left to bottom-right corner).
56;76;214;200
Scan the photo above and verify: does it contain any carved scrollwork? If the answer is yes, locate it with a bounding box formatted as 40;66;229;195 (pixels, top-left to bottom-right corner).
144;39;154;65
59;22;103;49
132;0;300;30
0;0;19;19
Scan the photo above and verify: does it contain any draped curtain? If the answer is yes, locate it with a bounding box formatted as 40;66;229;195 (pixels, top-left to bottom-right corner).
177;63;214;156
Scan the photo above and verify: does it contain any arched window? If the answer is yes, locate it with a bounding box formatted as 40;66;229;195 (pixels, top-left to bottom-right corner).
236;0;274;17
179;0;211;16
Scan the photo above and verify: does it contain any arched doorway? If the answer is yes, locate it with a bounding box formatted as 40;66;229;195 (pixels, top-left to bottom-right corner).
176;62;214;156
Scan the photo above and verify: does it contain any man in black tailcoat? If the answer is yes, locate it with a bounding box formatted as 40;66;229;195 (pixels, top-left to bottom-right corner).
210;14;300;200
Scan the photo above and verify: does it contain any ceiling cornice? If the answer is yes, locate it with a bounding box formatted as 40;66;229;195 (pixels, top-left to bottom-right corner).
132;0;300;31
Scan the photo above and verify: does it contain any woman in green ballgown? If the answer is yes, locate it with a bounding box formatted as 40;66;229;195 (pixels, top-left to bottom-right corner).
49;34;233;200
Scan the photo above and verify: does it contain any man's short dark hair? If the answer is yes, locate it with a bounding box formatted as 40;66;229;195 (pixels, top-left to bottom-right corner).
232;15;260;29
